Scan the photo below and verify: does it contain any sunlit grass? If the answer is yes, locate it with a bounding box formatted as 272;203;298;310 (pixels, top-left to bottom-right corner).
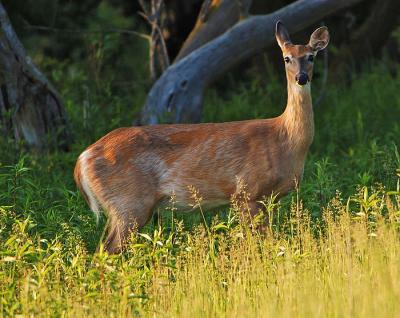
1;183;399;317
0;63;400;317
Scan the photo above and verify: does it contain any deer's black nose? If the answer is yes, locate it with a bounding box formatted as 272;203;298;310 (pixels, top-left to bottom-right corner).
295;72;309;86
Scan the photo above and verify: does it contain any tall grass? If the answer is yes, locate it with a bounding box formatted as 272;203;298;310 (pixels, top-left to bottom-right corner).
1;184;399;317
0;61;400;317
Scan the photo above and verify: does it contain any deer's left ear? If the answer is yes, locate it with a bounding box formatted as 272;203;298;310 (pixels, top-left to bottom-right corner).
275;21;292;49
309;26;330;52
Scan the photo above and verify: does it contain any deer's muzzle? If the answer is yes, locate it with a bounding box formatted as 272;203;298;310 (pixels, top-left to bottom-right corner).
295;72;309;86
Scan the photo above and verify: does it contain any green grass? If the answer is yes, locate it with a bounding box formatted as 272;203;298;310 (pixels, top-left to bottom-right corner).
0;61;400;317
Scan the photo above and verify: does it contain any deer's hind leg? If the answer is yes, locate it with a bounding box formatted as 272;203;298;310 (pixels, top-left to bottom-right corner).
102;187;158;254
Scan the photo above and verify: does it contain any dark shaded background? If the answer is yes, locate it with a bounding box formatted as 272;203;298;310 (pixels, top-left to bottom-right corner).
5;0;400;76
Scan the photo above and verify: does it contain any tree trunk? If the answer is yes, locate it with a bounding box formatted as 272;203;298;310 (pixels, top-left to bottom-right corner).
140;0;366;125
332;0;399;77
0;2;71;151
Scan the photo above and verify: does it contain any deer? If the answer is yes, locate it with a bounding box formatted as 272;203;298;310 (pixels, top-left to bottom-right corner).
74;21;329;254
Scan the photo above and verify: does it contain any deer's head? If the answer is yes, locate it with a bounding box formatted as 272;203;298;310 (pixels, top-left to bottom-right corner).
275;21;329;87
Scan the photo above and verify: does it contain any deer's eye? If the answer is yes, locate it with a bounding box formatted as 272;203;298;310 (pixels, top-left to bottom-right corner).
308;55;314;62
284;57;290;63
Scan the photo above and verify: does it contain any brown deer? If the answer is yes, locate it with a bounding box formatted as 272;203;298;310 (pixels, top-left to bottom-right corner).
74;22;329;253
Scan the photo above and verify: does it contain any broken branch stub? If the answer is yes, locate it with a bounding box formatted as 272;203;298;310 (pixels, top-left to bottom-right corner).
175;0;253;62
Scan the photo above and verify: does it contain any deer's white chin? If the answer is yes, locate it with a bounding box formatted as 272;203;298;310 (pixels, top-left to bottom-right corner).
293;82;311;92
296;81;311;88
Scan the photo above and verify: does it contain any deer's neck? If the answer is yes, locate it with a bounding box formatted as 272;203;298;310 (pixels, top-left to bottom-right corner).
280;81;314;150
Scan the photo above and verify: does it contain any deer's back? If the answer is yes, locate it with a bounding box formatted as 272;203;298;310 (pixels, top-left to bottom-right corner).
80;119;304;209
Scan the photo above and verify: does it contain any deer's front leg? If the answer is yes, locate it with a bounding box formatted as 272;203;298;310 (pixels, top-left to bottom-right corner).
239;201;268;231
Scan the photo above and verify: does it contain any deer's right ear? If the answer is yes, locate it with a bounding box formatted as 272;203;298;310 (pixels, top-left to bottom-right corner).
309;26;330;52
275;21;291;49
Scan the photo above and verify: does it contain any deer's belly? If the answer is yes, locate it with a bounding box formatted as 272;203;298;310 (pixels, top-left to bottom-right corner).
158;154;306;208
241;161;305;199
156;196;229;214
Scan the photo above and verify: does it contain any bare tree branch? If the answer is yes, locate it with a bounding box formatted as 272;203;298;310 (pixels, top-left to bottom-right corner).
139;0;170;81
141;0;366;125
23;23;150;39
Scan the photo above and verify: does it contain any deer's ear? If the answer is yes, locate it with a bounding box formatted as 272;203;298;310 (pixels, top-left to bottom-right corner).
275;21;291;49
309;26;330;52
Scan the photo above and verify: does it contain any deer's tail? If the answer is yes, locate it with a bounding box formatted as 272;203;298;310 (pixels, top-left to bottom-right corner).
74;150;102;222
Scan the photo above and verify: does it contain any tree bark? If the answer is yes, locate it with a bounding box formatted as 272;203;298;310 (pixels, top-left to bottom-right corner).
332;0;399;77
175;0;252;61
140;0;366;125
0;2;71;151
